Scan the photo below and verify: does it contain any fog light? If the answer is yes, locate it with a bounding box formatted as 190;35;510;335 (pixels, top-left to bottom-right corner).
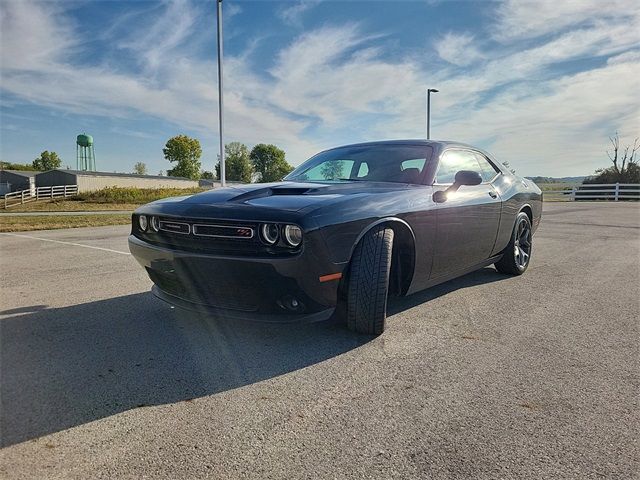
283;225;303;247
261;223;279;244
279;295;304;312
150;216;160;232
138;215;148;231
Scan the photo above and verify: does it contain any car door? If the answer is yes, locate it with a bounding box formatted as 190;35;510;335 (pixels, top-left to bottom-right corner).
430;149;502;279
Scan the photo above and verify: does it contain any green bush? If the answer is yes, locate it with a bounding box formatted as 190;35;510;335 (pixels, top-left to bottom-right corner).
72;186;206;204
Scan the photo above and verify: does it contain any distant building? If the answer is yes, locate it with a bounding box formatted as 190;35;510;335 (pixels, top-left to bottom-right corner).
0;170;37;195
35;169;199;192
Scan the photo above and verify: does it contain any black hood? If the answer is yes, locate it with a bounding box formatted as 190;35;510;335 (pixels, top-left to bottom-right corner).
172;181;408;212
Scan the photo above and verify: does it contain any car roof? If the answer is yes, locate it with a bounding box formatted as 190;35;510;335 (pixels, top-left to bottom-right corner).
321;139;479;152
319;139;501;164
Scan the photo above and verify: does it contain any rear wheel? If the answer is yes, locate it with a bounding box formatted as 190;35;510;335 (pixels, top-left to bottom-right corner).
495;212;532;275
345;225;394;335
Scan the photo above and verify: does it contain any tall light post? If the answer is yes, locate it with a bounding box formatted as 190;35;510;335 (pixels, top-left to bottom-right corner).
216;0;226;186
426;88;439;140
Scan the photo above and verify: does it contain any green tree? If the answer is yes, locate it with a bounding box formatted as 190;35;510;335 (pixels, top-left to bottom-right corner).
32;151;62;171
163;134;202;180
0;161;37;171
200;170;214;179
133;162;147;175
215;142;253;183
250;144;293;183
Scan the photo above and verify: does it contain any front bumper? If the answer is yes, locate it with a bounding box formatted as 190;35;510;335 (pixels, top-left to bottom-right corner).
128;235;341;322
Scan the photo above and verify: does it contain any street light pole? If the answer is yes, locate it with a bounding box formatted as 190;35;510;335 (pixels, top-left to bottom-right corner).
216;0;226;186
426;88;439;140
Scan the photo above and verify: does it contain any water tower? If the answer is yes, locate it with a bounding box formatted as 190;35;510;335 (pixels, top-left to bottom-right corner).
76;133;96;171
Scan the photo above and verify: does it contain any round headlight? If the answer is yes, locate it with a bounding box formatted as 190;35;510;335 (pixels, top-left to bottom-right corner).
150;216;160;232
138;215;148;231
283;225;303;247
261;223;279;244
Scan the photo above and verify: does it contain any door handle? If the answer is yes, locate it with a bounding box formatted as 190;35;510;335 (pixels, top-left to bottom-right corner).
488;191;498;199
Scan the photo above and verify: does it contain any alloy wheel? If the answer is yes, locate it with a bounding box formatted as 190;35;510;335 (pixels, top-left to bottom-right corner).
513;218;531;269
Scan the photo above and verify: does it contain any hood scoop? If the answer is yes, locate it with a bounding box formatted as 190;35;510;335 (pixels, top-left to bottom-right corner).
270;187;313;195
230;185;316;203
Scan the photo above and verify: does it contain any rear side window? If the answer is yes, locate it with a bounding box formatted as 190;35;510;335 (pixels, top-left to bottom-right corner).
436;150;483;184
474;153;500;182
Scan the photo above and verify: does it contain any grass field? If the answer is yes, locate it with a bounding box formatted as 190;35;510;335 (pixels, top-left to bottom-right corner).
0;187;203;231
531;181;580;201
6;201;139;213
4;186;206;213
0;214;131;232
74;186;205;204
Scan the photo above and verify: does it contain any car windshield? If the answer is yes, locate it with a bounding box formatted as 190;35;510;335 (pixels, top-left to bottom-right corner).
285;144;433;184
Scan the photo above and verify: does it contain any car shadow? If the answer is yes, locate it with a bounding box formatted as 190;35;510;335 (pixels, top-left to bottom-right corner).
0;293;368;448
1;267;507;448
387;267;509;315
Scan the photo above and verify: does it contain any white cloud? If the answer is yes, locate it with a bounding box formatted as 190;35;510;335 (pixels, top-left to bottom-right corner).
434;33;483;66
435;55;640;175
0;0;76;70
493;0;640;42
117;0;197;70
1;0;639;176
278;0;321;28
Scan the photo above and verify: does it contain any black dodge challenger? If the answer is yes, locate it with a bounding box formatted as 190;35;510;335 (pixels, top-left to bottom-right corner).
129;140;542;334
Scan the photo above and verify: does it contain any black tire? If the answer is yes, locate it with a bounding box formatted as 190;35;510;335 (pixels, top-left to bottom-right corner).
495;212;532;275
345;225;394;335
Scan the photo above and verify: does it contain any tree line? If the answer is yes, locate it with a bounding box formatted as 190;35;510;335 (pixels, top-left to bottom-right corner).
0;151;62;171
7;132;636;185
162;134;293;183
0;136;294;185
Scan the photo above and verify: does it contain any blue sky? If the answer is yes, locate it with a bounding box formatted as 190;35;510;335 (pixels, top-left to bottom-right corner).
1;0;639;177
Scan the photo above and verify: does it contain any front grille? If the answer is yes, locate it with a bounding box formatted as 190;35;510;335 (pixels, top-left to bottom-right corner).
136;216;299;257
159;220;190;235
192;224;254;239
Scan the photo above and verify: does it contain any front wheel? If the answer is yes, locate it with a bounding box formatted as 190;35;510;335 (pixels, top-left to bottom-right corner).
495;212;532;275
345;225;394;335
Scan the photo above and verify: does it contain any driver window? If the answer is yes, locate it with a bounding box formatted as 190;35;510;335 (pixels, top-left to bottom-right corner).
436;150;483;184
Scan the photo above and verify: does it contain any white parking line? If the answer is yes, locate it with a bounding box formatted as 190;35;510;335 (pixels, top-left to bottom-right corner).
1;232;131;255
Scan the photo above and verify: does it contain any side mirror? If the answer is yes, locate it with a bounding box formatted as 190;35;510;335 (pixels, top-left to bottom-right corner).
433;170;482;203
454;170;482;186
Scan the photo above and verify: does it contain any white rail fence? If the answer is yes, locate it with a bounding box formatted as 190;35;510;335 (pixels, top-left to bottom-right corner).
3;185;78;208
544;183;640;201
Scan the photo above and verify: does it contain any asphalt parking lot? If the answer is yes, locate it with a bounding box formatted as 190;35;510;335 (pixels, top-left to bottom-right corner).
1;202;638;479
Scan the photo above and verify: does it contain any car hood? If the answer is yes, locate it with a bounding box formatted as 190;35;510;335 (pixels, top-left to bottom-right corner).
171;181;408;212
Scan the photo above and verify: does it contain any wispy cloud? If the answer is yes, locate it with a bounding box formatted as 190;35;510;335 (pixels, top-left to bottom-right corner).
1;0;639;175
0;0;76;70
278;0;321;27
434;33;483;66
117;0;198;70
493;0;640;41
